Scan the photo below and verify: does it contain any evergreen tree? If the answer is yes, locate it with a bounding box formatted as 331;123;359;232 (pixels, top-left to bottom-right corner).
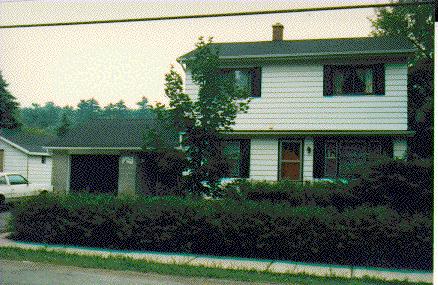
0;71;20;129
56;112;71;136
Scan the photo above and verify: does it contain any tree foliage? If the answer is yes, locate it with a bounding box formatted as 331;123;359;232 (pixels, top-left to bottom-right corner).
370;1;434;158
0;71;20;129
370;0;434;65
18;97;157;136
164;37;251;194
56;112;71;136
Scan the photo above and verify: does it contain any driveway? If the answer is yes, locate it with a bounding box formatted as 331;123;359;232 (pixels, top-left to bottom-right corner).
0;260;278;285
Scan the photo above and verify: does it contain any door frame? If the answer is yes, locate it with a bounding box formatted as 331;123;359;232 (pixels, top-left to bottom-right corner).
278;139;303;181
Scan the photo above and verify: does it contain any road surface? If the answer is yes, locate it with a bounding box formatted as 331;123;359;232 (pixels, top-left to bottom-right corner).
0;259;278;285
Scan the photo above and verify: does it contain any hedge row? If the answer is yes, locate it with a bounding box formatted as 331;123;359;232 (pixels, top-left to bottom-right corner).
10;194;432;270
223;180;355;209
223;159;433;215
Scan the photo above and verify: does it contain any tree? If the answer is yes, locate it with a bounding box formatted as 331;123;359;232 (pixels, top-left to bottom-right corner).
56;112;71;136
77;98;101;124
0;71;20;129
136;96;149;110
370;1;434;158
370;0;434;65
164;37;251;194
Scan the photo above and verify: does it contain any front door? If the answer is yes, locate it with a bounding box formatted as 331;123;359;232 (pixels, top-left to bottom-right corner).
280;141;302;181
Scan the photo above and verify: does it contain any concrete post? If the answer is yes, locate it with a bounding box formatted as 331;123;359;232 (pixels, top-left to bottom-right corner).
117;154;138;195
51;151;70;193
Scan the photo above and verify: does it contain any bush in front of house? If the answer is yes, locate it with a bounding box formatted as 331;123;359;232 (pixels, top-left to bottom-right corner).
10;193;432;270
222;179;357;210
223;158;433;216
349;158;433;215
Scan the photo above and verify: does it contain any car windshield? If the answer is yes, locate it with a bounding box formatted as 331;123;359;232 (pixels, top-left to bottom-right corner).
8;175;28;185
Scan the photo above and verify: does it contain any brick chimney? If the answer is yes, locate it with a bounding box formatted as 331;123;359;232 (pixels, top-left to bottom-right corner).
272;23;284;41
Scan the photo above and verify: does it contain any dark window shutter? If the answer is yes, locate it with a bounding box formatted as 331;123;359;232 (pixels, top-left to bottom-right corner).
251;68;262;97
373;64;385;95
323;65;333;96
239;139;251;178
313;138;325;178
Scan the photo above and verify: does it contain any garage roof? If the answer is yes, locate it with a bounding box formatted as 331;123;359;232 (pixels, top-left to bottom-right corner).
46;117;179;150
0;129;53;155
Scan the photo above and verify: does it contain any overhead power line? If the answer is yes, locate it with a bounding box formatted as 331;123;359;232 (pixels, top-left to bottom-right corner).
0;1;435;29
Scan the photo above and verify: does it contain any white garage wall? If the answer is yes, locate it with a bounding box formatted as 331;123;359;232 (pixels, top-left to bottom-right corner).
0;139;28;177
0;139;52;184
27;156;52;184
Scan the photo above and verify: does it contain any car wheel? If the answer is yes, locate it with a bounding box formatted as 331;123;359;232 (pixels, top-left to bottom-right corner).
39;190;48;195
0;195;5;207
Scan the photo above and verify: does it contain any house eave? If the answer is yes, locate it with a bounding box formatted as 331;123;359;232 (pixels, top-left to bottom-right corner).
46;147;144;151
223;130;416;138
180;49;416;63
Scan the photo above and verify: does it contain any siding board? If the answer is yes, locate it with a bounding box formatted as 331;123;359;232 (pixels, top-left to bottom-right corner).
184;63;408;132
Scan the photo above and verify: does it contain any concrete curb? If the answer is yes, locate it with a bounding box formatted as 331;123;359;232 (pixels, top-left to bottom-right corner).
0;233;432;283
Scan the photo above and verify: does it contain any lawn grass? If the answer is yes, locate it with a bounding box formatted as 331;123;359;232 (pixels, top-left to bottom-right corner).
0;246;428;285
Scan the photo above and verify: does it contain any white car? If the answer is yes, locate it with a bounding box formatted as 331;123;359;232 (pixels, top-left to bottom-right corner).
0;172;53;205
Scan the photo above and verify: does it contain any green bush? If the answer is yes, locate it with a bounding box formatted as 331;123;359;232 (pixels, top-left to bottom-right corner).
349;158;433;215
223;180;356;209
10;193;432;270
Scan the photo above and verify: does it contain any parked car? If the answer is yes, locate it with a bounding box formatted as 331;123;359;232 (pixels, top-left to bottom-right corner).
0;172;53;205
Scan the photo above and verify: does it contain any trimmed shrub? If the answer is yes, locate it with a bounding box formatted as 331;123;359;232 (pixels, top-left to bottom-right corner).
10;193;432;270
223;180;356;209
349;158;433;215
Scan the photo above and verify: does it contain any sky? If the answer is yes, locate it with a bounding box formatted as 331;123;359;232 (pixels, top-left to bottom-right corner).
0;0;386;109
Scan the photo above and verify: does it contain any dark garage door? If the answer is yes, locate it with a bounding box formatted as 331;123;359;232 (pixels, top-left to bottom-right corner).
70;155;119;194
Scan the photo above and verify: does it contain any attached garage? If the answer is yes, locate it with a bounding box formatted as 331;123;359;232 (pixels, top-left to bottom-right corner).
47;117;179;195
70;155;119;194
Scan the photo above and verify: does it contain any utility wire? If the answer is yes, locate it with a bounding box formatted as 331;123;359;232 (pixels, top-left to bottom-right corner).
0;1;435;29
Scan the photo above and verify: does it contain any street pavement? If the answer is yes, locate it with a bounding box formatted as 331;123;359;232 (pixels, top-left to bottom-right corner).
0;260;277;285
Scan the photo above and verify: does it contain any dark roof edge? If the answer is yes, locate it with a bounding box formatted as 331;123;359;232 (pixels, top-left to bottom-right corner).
223;130;416;137
180;49;415;62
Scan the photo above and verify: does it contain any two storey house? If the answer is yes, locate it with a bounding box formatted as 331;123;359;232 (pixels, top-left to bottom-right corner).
180;24;415;182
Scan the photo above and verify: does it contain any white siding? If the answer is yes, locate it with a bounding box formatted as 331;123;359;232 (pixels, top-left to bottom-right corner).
0;139;52;184
184;63;408;131
249;139;278;181
393;139;408;160
27;156;52;184
0;140;28;177
184;71;199;101
303;137;314;181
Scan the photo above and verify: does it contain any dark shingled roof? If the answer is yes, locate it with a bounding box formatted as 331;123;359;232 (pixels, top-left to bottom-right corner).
0;129;53;154
47;117;179;149
179;37;416;60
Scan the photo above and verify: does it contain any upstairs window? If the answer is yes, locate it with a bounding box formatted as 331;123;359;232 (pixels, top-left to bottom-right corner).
324;64;385;96
220;68;261;98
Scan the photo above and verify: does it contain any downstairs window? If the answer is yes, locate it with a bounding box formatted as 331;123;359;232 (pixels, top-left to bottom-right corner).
314;139;392;179
223;139;250;178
